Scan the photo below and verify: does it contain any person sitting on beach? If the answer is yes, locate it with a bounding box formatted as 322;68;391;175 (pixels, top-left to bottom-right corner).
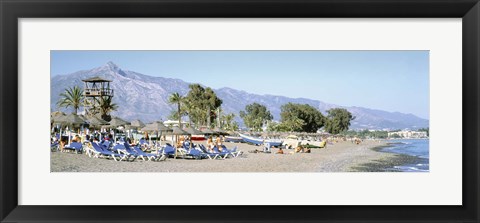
72;135;81;143
276;148;284;154
294;145;304;153
216;137;223;152
206;137;215;152
304;148;311;153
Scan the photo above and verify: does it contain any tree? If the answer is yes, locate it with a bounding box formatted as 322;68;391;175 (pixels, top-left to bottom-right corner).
169;92;184;128
204;87;222;128
57;86;83;114
221;113;238;131
184;84;222;127
239;103;273;131
324;108;354;134
418;127;429;136
280;103;325;132
95;96;118;121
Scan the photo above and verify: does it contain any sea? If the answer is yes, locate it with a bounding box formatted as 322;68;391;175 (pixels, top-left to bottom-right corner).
380;139;429;172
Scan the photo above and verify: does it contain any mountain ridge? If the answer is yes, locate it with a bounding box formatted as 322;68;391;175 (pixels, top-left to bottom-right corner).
50;62;429;130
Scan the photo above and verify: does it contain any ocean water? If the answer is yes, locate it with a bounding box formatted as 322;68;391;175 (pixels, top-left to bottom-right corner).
381;139;429;172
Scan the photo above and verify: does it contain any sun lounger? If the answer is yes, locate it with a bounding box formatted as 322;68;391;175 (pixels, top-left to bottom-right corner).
90;142;128;161
221;145;242;158
198;144;222;160
125;143;165;161
213;147;230;159
163;145;176;157
63;142;83;154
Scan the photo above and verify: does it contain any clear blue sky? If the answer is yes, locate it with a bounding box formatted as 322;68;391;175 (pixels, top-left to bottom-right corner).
51;51;429;119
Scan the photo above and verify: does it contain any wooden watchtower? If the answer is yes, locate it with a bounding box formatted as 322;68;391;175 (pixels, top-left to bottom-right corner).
82;76;114;116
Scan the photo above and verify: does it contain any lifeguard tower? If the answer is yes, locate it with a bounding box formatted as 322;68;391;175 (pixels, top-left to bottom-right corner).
82;76;114;116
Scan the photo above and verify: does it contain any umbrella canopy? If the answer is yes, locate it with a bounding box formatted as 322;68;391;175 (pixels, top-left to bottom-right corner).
51;112;66;124
87;116;108;127
141;121;172;132
213;127;228;135
109;117;130;127
183;127;203;135
130;119;145;128
57;113;86;128
201;128;214;134
167;126;191;135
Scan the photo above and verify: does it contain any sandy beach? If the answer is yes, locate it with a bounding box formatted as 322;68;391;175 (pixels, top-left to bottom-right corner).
50;140;412;172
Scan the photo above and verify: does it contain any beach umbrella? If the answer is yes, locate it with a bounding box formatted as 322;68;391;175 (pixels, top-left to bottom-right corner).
58;113;86;127
51;112;66;125
201;128;214;135
109;116;130;127
87;116;108;128
166;126;190;158
213;127;229;136
141;121;172;149
108;117;130;143
183;126;203;135
130;119;145;129
57;113;86;145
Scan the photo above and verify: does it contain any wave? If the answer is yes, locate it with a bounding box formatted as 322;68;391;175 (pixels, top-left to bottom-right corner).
393;165;429;172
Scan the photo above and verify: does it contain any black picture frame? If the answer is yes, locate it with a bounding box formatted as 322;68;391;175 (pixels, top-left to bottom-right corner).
1;0;479;222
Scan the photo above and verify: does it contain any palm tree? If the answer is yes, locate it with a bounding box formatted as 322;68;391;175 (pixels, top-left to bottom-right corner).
169;92;184;128
95;96;118;121
57;86;83;114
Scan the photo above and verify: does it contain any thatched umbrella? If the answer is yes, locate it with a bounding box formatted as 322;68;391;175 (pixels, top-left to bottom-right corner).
87;116;108;128
57;113;86;144
166;126;191;158
213;127;228;136
184;126;203;135
107;117;130;142
130;119;145;129
109;116;130;127
201;128;214;135
141;121;172;149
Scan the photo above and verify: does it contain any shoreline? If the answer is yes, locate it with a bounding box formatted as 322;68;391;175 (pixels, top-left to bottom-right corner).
51;140;416;172
348;142;428;172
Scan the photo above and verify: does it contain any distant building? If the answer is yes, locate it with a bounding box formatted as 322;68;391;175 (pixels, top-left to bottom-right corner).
388;130;428;139
163;120;188;127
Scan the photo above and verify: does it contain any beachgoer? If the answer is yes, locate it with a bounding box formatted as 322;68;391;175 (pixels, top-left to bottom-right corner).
294;145;304;153
215;137;223;151
276;148;284;154
206;137;215;152
305;148;311;153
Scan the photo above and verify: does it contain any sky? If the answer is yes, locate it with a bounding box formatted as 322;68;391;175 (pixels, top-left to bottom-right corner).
51;51;429;119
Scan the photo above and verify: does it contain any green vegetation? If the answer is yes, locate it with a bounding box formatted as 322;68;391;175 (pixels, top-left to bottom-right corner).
168;92;184;128
240;103;273;131
324;108;354;134
418;127;429;136
221;113;239;131
57;86;84;114
341;129;389;139
95;96;118;121
183;84;223;128
277;103;325;132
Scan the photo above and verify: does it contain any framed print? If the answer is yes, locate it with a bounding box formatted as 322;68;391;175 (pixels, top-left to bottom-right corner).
1;0;479;222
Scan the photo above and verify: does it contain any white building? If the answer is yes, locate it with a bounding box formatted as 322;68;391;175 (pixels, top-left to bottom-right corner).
388;130;428;139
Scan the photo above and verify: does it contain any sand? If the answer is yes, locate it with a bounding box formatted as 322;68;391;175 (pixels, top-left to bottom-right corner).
51;140;398;172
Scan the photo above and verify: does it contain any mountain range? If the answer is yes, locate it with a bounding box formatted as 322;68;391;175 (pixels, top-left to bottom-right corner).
50;62;429;130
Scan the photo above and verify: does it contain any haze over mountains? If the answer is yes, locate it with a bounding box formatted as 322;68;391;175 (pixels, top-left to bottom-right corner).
50;62;429;130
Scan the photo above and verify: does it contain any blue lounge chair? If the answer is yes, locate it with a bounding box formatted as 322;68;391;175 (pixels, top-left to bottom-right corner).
63;142;83;154
128;144;166;161
163;144;176;157
213;146;230;159
198;144;221;160
221;145;242;158
90;142;128;161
